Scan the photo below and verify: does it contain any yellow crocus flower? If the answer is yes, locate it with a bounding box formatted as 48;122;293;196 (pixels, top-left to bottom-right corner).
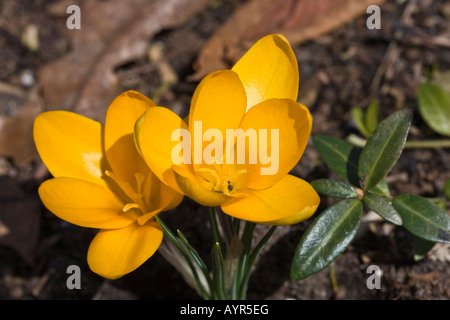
135;34;320;225
34;91;183;279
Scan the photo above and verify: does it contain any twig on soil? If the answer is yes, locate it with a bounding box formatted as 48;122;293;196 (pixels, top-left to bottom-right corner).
347;133;450;149
359;0;418;109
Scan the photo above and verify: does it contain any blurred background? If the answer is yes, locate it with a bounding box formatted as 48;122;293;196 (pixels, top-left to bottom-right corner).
0;0;449;299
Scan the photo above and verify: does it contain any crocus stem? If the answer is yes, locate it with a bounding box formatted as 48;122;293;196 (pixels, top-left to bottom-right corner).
211;242;227;299
231;221;256;300
208;206;223;248
217;207;235;246
238;225;276;299
156;215;212;299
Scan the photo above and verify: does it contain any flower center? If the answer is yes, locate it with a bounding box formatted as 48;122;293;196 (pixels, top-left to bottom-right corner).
197;164;247;196
105;170;154;224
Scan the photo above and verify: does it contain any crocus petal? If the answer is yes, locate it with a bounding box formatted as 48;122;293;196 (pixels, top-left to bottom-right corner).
87;221;163;279
34;111;109;188
135;106;189;194
221;174;319;224
189;70;247;154
172;165;230;207
232;34;299;111
104;90;156;187
159;180;184;211
140;170;184;212
38;178;135;229
239;98;312;190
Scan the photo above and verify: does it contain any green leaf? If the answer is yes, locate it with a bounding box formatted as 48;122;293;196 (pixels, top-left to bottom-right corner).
363;194;402;225
311;179;360;199
412;236;436;261
312;135;361;186
444;178;450;200
365;99;380;134
351;107;371;138
211;242;226;299
290;199;363;281
358;109;413;192
417;82;450;136
351;100;380;138
392;194;450;243
369;179;391;198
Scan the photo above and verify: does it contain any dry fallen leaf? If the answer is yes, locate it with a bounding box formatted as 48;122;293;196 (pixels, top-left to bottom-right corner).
38;0;210;122
0;84;42;167
0;176;41;264
190;0;386;81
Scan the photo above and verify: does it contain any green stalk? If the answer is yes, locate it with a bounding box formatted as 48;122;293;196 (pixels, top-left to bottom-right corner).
156;216;212;299
208;206;223;247
176;229;215;296
211;242;226;299
239;225;276;300
231;221;256;300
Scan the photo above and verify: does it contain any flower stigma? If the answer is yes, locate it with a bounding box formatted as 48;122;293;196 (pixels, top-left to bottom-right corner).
197;163;247;196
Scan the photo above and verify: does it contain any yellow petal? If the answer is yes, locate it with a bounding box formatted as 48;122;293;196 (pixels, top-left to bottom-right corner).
105;91;156;186
87;221;162;279
189;70;246;147
135;106;189;193
232;34;299;111
172;165;230;207
159;180;184;211
34;111;108;187
38;177;135;229
140;170;184;212
221;174;319;224
239;98;312;190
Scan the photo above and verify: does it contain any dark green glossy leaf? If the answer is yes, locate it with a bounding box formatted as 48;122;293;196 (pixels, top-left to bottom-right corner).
412;236;435;261
369;179;391;198
392;194;450;243
417;82;450;136
290;199;362;281
312;135;361;186
358;109;413;192
311;179;359;199
363;194;402;225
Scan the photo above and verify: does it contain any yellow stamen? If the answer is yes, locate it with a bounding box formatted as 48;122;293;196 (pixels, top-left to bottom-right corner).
122;203;140;212
197;166;247;195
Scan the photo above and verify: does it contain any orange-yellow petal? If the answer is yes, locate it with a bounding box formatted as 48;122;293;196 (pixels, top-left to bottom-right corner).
104;90;156;186
34;111;108;187
140;170;184;212
221;174;319;224
239;98;312;190
189;70;247;158
232;34;299;111
159;180;184;211
38;177;135;229
87;221;162;279
172;165;230;207
135;106;189;194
